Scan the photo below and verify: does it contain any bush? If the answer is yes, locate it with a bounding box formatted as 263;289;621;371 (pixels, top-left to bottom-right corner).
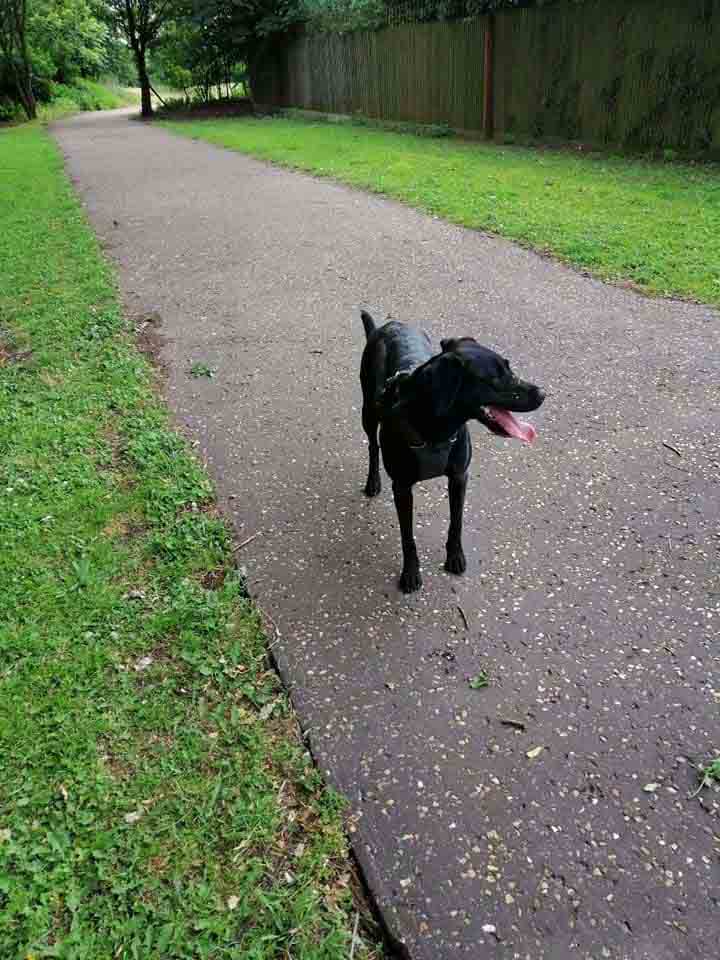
36;80;138;121
0;96;23;123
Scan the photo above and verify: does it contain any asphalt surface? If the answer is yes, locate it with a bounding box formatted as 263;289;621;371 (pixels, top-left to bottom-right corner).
52;110;719;960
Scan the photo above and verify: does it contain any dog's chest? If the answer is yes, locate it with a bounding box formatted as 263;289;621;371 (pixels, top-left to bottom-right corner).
412;439;456;481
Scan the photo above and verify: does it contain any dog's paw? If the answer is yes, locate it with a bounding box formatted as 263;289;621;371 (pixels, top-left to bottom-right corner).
399;566;422;593
445;548;467;575
364;475;382;497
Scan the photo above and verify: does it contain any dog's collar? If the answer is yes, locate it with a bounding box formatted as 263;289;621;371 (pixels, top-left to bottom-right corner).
384;368;458;449
409;434;458;450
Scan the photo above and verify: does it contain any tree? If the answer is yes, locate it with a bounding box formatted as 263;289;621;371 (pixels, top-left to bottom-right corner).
190;0;302;104
153;18;246;101
107;0;178;116
29;0;108;84
0;0;36;118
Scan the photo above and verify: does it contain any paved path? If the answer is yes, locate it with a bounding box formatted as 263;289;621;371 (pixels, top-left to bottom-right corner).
53;110;719;960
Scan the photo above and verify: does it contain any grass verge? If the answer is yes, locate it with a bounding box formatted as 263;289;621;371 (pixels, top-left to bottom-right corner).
0;123;380;959
163;115;720;306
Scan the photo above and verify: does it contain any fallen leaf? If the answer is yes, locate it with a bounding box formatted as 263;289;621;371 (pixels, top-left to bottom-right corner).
526;746;544;760
227;895;239;910
259;700;277;721
643;782;659;793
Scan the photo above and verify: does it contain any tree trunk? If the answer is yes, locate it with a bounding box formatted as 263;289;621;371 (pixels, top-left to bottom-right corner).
5;54;35;118
17;4;36;119
129;39;153;118
139;67;152;118
18;77;36;119
0;0;36;119
25;88;36;119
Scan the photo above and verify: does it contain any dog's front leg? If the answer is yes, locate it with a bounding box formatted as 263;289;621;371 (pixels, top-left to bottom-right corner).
445;471;468;575
393;483;421;592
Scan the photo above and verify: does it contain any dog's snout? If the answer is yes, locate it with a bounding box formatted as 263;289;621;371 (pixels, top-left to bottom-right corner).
532;386;545;407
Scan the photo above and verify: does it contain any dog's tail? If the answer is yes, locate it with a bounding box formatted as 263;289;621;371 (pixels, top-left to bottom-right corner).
360;310;376;340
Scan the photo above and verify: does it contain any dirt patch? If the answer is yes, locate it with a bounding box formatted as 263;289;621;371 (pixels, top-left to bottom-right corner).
134;311;168;377
0;330;33;366
201;567;227;591
102;517;131;539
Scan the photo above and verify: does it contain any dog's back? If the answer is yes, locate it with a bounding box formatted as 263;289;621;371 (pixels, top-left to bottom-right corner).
361;313;433;403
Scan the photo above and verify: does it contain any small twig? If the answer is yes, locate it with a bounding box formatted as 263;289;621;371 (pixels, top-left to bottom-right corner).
688;776;709;800
261;606;282;643
233;532;259;551
500;718;526;731
349;911;360;960
457;605;469;631
662;441;682;458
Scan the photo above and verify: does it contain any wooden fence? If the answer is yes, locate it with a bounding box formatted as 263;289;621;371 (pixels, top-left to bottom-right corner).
255;0;720;151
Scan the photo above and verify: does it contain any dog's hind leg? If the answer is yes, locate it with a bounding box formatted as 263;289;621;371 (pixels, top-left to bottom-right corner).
393;483;421;592
445;471;468;575
362;405;382;497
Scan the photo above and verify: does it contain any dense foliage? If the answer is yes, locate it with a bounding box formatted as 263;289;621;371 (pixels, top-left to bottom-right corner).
0;0;135;118
0;0;306;119
151;0;303;106
302;0;585;33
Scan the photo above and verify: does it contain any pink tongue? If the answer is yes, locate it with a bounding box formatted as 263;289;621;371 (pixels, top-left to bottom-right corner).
487;406;537;443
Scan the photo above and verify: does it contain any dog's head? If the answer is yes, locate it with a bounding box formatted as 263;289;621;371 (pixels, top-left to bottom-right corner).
439;337;544;441
383;337;544;443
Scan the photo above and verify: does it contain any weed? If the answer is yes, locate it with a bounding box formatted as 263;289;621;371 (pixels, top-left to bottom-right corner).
703;758;720;782
690;756;720;797
189;361;215;378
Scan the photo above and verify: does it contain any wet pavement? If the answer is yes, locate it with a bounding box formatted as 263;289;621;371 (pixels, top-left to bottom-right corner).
52;110;719;960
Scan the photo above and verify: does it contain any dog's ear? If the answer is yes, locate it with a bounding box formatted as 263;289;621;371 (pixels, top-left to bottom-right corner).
420;353;465;418
440;338;458;353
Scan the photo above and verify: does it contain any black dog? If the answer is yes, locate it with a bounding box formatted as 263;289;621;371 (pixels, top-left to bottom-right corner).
360;311;544;592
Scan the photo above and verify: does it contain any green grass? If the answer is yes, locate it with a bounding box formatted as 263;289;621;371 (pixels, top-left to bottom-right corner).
37;80;139;122
702;758;720;782
189;361;215;379
695;757;720;793
163;115;720;306
0;124;379;960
